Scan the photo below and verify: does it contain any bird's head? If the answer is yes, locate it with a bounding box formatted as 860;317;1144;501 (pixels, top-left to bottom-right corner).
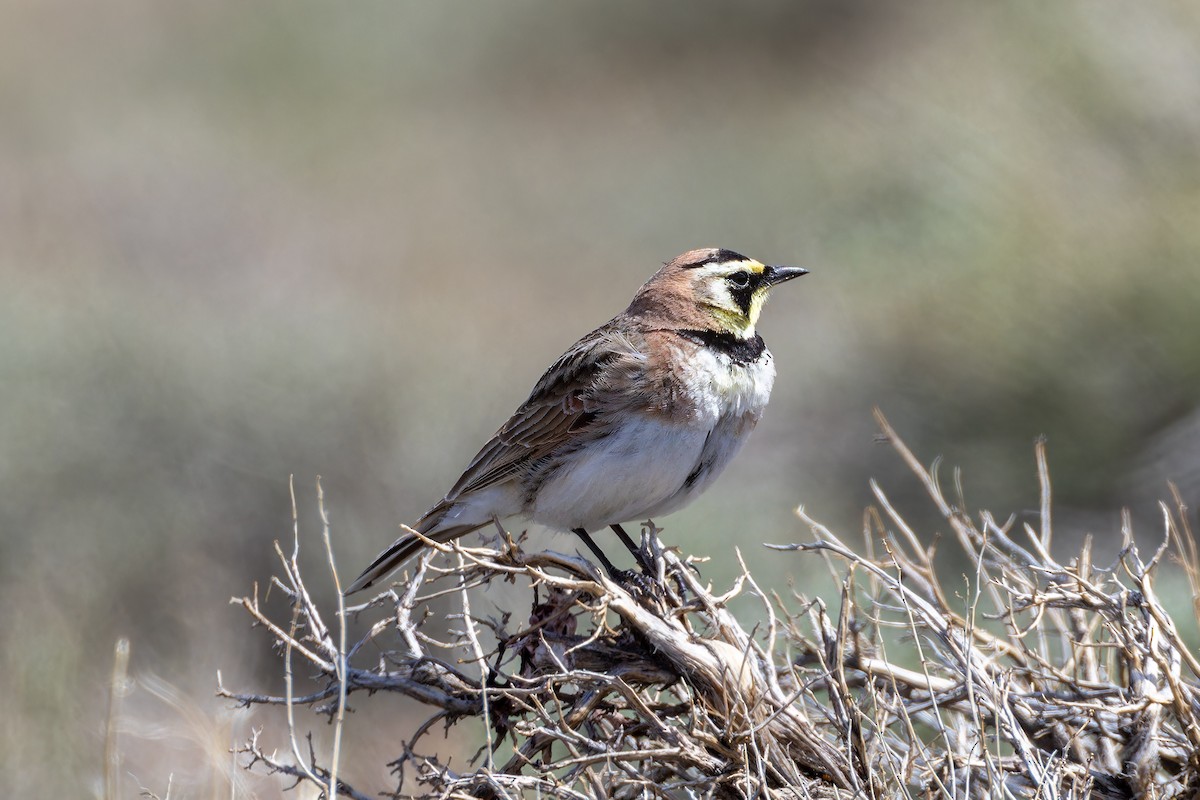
629;248;808;338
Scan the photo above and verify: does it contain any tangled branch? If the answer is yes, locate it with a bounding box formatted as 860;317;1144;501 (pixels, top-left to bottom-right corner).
221;413;1200;799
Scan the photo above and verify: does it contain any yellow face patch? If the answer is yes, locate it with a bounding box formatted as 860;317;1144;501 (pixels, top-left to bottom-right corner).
747;288;770;327
742;260;770;328
696;259;772;336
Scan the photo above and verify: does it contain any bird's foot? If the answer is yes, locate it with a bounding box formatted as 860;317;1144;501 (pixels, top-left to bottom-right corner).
609;568;665;601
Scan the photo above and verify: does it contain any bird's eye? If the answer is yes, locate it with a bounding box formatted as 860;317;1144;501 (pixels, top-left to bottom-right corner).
728;271;751;289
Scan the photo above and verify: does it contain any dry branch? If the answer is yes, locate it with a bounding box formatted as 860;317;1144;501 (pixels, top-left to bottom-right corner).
222;415;1200;799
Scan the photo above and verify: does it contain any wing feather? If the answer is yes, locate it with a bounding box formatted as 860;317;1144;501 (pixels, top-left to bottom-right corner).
439;323;646;502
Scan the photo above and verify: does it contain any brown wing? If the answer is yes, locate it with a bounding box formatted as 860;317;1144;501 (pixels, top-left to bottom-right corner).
440;322;647;501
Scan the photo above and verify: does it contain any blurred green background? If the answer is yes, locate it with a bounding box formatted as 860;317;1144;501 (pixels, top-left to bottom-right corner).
5;1;1200;795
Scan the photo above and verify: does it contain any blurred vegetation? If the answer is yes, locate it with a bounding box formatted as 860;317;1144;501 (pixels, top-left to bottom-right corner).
3;0;1199;795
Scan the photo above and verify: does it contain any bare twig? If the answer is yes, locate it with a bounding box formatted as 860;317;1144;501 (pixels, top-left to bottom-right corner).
223;417;1200;799
104;637;131;800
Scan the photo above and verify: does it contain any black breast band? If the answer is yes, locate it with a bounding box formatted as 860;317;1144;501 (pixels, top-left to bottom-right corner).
676;330;766;364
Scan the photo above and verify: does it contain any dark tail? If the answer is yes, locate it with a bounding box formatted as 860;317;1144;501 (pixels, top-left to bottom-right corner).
344;507;486;595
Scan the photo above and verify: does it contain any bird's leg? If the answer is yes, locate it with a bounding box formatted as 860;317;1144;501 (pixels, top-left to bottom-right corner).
572;528;662;599
570;528;623;579
608;523;641;560
609;523;655;574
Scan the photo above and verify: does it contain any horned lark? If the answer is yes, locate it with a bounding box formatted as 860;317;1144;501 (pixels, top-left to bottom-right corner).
346;248;807;594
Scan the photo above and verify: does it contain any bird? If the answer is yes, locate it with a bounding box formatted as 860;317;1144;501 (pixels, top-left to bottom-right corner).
345;248;808;594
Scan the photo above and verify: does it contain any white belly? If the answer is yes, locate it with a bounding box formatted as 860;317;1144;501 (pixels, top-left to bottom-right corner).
531;415;710;531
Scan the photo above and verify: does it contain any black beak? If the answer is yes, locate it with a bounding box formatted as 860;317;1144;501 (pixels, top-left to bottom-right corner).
762;265;809;286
